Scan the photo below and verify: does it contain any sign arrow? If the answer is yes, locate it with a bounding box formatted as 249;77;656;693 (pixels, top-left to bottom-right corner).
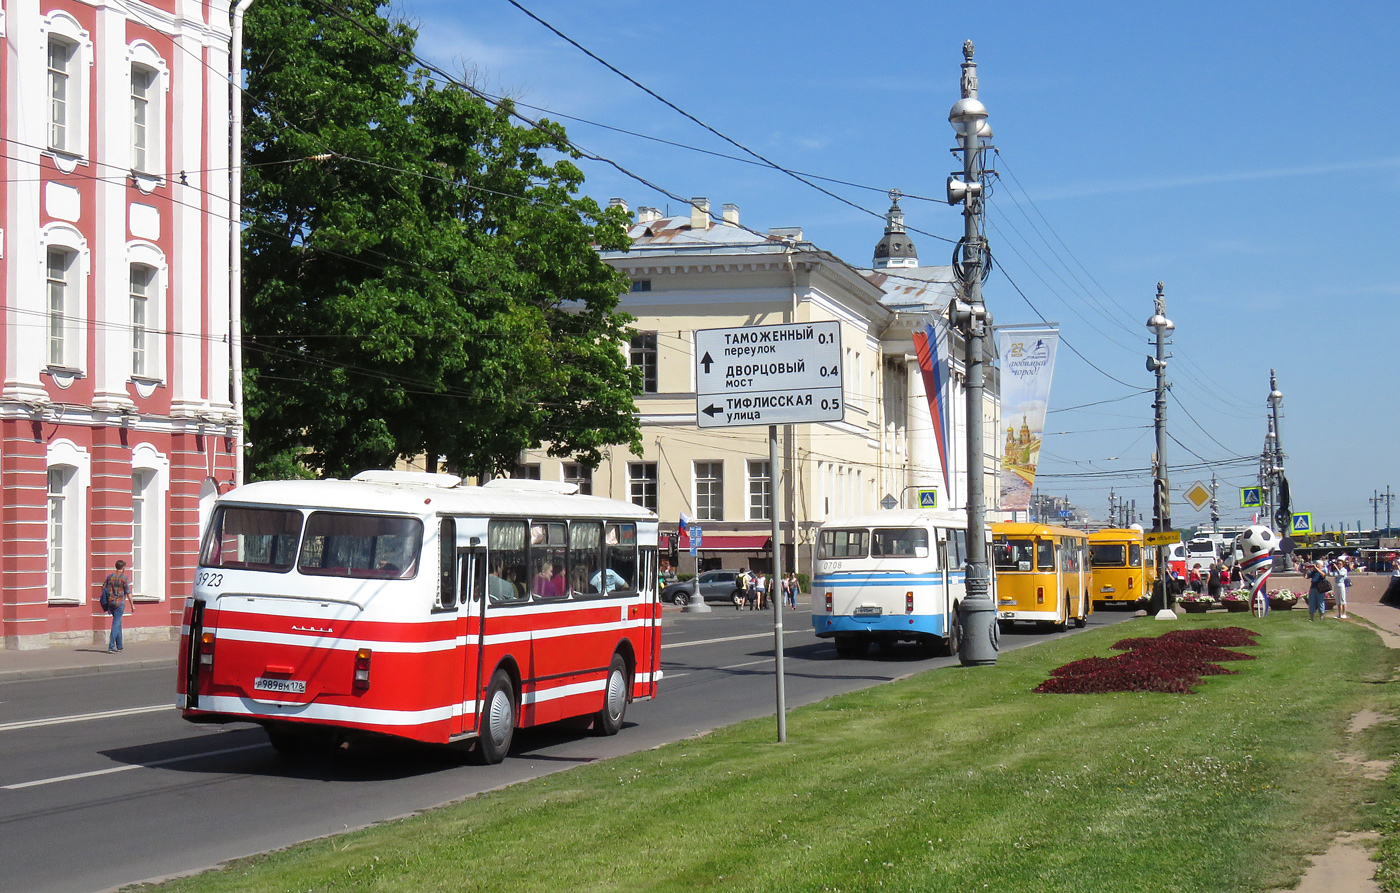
702;403;723;417
700;352;714;374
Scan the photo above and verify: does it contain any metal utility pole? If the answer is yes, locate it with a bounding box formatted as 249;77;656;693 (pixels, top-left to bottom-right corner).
1146;283;1175;620
1267;370;1288;533
947;41;996;665
1109;489;1118;528
1210;474;1219;535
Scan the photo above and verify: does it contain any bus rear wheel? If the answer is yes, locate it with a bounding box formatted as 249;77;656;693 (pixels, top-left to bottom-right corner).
833;634;868;659
940;606;962;657
471;669;516;765
592;654;630;736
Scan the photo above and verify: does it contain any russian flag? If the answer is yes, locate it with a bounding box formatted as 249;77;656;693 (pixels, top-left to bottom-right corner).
679;511;690;534
911;322;951;493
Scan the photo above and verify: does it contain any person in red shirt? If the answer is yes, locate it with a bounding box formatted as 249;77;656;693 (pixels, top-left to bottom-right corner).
102;560;134;652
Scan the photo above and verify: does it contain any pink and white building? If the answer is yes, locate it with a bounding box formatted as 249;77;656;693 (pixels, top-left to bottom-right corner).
1;0;238;649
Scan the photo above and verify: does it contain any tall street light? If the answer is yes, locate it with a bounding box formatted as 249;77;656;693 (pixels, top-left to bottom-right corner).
948;41;997;666
1146;284;1175;621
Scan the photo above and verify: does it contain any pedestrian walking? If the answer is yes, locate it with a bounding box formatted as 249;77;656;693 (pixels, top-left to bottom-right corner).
1188;566;1202;594
101;560;134;652
1383;553;1400;607
753;571;767;610
1206;562;1223;601
736;568;752;610
1331;557;1350;620
1305;560;1331;621
784;572;798;608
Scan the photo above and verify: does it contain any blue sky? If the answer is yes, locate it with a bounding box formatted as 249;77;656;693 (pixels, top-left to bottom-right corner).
387;0;1398;535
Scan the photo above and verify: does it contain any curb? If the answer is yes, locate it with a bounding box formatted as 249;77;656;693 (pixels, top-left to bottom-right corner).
0;657;178;683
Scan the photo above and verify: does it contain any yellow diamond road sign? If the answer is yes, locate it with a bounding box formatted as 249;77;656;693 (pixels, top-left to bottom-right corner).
1184;481;1212;512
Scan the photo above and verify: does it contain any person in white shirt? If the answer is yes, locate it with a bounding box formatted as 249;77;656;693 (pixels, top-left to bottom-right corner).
1331;556;1350;620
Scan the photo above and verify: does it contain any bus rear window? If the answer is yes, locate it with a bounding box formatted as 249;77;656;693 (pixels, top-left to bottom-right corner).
297;512;423;579
994;538;1034;571
1090;544;1127;567
820;529;869;559
201;506;301;572
871;528;929;558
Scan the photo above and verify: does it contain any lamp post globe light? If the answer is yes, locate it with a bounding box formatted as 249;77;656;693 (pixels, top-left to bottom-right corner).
949;41;997;666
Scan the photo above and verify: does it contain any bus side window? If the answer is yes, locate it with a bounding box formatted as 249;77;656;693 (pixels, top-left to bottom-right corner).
938;534;950;572
1037;539;1056;571
953;529;968;568
438;519;455;610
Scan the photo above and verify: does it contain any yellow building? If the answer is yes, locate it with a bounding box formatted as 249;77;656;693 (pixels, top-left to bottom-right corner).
517;198;1001;577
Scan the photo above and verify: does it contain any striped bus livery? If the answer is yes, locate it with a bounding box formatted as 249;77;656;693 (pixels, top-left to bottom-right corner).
177;471;660;762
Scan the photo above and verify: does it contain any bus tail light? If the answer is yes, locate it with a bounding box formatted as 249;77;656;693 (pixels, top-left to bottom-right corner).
199;631;215;667
1036;587;1044;604
906;592;914;614
825;592;832;613
353;648;373;691
1128;576;1134;590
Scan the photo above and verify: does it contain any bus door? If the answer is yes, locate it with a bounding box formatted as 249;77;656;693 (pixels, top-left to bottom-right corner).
457;541;486;738
936;531;951;628
639;545;659;699
1037;537;1058;614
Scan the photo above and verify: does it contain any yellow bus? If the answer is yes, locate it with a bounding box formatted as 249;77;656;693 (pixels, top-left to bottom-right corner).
1088;527;1151;608
992;522;1091;631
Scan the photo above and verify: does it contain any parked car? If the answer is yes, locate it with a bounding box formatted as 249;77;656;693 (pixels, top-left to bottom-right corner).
663;570;742;606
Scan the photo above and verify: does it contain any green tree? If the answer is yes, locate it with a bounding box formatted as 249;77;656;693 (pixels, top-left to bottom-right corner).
241;0;640;480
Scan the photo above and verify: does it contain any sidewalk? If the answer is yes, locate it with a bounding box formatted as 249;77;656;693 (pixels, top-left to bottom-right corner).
0;637;178;682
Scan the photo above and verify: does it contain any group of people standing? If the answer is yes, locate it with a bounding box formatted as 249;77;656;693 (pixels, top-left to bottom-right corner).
734;569;799;610
1305;555;1354;621
1186;561;1243;598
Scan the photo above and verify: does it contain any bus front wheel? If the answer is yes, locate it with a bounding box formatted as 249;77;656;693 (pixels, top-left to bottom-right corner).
472;669;516;765
941;607;962;657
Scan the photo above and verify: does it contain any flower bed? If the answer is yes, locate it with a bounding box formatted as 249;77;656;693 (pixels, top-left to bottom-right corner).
1035;627;1259;694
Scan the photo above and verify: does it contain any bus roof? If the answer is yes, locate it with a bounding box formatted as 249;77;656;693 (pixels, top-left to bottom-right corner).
992;521;1086;538
219;476;658;523
817;507;969;529
1088;528;1145;542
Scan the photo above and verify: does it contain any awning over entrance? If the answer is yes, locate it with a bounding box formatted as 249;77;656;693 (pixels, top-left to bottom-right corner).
678;531;771;551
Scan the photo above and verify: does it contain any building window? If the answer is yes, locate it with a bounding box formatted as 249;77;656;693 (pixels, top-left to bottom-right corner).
130;64;155;174
130;264;153;378
695;461;723;521
630;331;658;394
47;247;75;368
748;459;771;521
47;469;68;600
628;462;657;511
511;464;540;480
47;37;76;152
132;470;152;595
629;279;652;292
562;462;593;495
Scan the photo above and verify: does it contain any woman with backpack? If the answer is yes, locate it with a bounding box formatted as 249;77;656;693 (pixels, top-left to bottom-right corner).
101;559;134;652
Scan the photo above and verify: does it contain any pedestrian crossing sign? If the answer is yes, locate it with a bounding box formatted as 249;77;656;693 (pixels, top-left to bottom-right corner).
1240;487;1261;508
1290;512;1312;534
918;489;938;508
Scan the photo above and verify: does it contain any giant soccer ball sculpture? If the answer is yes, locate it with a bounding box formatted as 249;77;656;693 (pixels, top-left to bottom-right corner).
1235;525;1278;615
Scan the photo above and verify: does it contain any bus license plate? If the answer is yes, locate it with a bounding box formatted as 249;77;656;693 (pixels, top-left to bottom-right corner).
254;677;306;694
852;606;882;618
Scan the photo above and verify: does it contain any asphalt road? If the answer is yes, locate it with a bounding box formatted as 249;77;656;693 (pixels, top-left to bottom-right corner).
0;602;1133;893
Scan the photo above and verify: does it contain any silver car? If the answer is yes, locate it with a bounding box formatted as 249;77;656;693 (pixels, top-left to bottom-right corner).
663;570;743;606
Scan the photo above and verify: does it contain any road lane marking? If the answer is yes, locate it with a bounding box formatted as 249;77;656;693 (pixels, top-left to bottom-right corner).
718;658;775;671
3;743;267;790
0;704;171;733
662;629;806;650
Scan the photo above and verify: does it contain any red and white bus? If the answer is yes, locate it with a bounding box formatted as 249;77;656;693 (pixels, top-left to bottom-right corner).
177;471;661;762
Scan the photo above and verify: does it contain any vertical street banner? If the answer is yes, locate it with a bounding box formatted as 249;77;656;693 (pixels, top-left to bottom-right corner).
996;325;1060;511
911;320;952;493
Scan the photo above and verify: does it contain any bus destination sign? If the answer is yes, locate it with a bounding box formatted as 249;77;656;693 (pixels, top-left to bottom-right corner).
693;321;844;428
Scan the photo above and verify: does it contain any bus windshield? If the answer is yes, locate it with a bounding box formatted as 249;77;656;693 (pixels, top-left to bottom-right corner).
1090;544;1127;567
201;506;301;572
297;512;422;579
871;527;929;558
994;538;1035;571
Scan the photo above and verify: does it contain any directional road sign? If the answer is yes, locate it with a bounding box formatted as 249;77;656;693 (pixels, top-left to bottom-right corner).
1183;480;1212;512
694;321;843;428
689;525;702;556
1144;530;1182;546
1240;487;1262;508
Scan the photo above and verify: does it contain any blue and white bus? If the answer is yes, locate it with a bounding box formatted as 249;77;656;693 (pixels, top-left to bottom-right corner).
811;508;987;658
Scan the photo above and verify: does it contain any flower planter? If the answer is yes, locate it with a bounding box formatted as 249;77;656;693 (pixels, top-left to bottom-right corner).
1267;597;1297;611
1180;600;1212;614
1223;600;1251;613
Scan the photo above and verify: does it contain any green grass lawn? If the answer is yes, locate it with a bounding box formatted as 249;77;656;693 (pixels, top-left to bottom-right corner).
143;613;1400;892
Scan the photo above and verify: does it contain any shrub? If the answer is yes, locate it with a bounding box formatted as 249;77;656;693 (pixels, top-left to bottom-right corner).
1036;626;1258;695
